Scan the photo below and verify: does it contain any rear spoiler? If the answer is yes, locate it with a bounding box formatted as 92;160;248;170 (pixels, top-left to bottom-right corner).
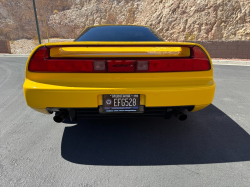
43;41;200;58
27;43;212;73
49;46;191;58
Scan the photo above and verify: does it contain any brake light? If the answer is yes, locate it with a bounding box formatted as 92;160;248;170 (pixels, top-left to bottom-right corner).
136;46;210;72
28;47;105;72
192;46;211;71
28;46;211;72
28;47;48;71
144;59;193;72
47;60;94;72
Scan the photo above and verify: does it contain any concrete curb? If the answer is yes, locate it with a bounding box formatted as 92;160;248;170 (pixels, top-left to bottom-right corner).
0;54;29;57
212;60;250;66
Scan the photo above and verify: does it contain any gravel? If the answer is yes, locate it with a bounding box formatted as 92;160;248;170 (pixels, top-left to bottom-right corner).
10;39;73;54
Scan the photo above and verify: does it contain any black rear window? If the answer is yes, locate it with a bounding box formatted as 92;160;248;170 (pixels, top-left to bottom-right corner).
75;26;164;42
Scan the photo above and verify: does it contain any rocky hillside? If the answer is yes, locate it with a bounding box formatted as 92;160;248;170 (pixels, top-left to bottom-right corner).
0;0;72;40
1;0;250;41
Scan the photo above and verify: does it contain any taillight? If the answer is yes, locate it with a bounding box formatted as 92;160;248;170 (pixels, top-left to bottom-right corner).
144;59;193;72
47;60;94;72
28;46;211;73
136;46;210;72
192;46;211;71
28;47;105;73
28;47;48;71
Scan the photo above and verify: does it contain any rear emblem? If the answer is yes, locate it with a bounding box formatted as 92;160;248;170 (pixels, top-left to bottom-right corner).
106;99;112;105
113;64;128;67
112;64;134;68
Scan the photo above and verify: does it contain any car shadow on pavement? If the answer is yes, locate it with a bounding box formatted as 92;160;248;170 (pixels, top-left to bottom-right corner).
61;104;250;165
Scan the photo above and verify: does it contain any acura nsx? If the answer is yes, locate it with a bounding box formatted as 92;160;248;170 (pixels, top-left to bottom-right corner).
23;25;215;122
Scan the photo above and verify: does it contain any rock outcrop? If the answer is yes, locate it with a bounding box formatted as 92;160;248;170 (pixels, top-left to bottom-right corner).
1;0;250;41
0;0;71;40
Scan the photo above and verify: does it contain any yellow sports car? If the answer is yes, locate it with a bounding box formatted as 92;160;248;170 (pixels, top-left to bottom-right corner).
23;25;215;123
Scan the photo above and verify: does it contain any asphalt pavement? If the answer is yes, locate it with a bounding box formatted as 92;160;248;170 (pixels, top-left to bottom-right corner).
0;57;250;187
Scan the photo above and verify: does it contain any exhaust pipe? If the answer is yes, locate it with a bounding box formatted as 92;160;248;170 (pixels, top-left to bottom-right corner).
174;110;187;121
53;111;69;123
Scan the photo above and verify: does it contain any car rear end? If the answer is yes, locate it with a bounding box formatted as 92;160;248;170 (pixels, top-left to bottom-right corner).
23;42;215;122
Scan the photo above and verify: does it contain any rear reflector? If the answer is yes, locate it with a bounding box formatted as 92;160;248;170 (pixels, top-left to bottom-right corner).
28;46;211;73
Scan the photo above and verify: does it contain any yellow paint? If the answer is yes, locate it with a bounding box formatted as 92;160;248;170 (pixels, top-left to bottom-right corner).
50;46;190;58
32;108;50;114
23;41;216;114
191;104;211;112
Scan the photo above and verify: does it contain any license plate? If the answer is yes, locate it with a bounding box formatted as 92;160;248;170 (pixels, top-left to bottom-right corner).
102;94;141;113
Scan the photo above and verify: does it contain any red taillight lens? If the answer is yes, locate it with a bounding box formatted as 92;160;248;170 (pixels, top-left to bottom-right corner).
146;59;193;72
47;60;94;72
28;47;103;72
28;47;48;71
136;46;210;72
192;46;211;71
28;46;210;73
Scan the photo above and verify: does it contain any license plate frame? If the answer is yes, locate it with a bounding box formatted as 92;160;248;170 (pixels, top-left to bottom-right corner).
101;94;143;113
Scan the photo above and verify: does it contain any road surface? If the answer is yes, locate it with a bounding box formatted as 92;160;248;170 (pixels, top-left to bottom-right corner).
0;57;250;186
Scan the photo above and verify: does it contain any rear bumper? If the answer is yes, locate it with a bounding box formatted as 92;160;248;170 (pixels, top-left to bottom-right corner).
23;78;215;114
